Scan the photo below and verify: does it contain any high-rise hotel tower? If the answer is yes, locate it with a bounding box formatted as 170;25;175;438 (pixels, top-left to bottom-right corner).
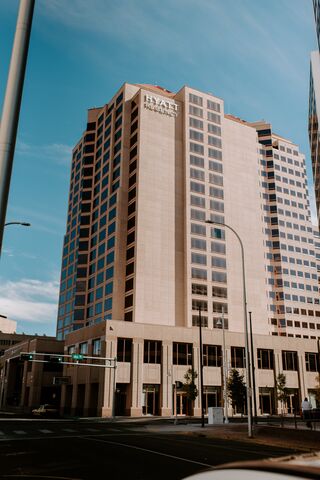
57;83;320;342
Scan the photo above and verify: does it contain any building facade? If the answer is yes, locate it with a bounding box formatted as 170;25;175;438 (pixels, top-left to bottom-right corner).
0;315;17;334
54;83;320;417
57;83;320;340
313;0;320;50
59;320;320;417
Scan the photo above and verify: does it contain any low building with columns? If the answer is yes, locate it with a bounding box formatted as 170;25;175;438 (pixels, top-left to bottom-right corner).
59;320;319;418
0;336;64;411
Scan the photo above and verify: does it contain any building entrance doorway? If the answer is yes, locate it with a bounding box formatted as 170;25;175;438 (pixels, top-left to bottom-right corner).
115;383;129;416
259;388;274;415
285;389;299;415
142;384;160;415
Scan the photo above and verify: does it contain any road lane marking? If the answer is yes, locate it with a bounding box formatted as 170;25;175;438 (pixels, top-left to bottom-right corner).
0;431;4;435
82;436;214;468
85;428;99;432
13;430;26;435
38;429;53;434
62;428;77;432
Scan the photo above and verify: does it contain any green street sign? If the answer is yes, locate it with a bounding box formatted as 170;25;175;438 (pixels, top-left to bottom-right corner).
72;353;84;361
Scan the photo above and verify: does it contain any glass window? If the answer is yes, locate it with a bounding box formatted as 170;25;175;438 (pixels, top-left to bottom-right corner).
144;340;161;364
257;349;274;369
282;351;298;371
117;338;132;362
231;346;245;368
203;344;222;367
173;342;193;365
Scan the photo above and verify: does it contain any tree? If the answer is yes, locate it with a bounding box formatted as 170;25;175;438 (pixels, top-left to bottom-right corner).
183;368;198;401
276;373;288;416
227;368;246;414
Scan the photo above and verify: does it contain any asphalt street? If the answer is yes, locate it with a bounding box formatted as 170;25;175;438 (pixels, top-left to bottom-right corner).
0;419;301;480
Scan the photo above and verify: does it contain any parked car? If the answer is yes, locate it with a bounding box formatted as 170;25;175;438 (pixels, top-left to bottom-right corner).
31;404;59;417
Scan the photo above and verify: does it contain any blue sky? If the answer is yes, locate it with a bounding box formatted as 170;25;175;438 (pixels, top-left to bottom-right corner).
0;0;317;335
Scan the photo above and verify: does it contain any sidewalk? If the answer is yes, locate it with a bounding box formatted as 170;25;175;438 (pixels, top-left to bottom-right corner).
144;422;320;452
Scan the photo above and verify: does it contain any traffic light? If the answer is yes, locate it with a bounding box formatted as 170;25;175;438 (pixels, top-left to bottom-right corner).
20;353;33;361
48;355;63;363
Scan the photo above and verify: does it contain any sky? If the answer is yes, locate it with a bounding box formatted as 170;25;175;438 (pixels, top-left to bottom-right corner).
0;0;317;336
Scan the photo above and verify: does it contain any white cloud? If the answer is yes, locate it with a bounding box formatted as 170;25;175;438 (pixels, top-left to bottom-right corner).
17;141;72;165
0;278;59;325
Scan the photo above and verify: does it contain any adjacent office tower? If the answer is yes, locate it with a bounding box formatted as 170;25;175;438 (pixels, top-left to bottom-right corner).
57;83;320;342
310;2;320;227
313;0;320;50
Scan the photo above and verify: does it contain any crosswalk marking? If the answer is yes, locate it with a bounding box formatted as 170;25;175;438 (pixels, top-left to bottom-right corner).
13;430;26;435
62;428;77;433
38;429;53;434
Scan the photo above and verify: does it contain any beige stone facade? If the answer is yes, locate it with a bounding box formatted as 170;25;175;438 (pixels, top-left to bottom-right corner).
60;320;320;417
55;82;320;417
57;82;319;342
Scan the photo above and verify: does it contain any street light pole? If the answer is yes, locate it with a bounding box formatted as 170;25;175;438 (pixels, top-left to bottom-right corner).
198;306;205;428
0;0;35;257
205;219;252;438
217;307;229;423
249;311;257;421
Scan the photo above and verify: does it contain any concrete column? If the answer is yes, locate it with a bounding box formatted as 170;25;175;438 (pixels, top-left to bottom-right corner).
19;360;29;407
102;336;117;417
60;384;66;415
83;367;91;417
161;340;173;416
130;338;143;416
1;360;11;407
29;360;43;408
70;365;79;416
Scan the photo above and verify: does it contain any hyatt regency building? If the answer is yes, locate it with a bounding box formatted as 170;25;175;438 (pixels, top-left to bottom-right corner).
56;83;320;417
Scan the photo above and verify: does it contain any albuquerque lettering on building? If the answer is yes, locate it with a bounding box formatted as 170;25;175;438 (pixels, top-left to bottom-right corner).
144;94;178;117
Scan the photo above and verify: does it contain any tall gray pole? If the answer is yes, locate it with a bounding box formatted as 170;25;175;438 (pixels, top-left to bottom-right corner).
221;307;229;423
205;219;252;437
0;0;35;256
249;311;257;420
198;306;205;428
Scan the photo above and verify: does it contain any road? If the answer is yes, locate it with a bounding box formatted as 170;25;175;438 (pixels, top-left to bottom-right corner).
0;418;300;479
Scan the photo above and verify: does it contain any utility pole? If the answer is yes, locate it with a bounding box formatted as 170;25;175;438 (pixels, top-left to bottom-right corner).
249;311;257;421
198;306;205;428
0;0;35;256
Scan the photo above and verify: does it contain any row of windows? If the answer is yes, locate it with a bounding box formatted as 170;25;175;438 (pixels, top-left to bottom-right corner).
117;338;319;373
190;154;223;174
189;129;222;147
190;195;225;212
191;299;228;313
189;93;221;113
265;206;311;226
190;168;224;186
191;253;226;269
271;317;320;329
189;117;221;136
191;268;227;283
192;284;227;298
266;195;306;211
267;253;317;267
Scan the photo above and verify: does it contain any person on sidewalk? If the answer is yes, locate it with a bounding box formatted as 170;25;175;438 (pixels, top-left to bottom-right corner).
301;397;312;429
